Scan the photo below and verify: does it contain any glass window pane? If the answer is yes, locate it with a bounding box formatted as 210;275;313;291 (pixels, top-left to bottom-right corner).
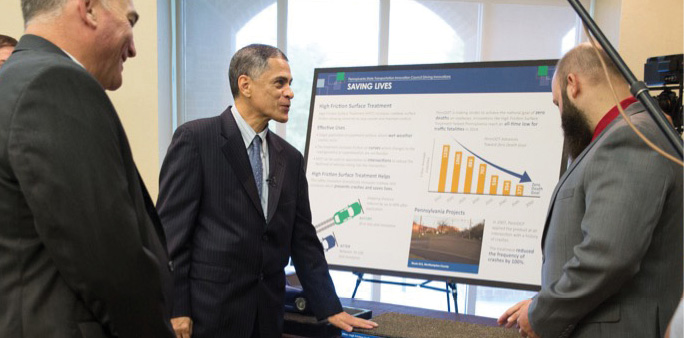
389;0;481;65
473;286;536;317
481;3;578;61
329;270;372;300
286;0;380;153
179;0;276;124
377;276;467;312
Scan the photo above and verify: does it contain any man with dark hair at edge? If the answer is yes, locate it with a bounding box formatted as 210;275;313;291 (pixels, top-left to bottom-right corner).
498;43;682;338
0;34;18;69
0;0;175;337
157;43;378;338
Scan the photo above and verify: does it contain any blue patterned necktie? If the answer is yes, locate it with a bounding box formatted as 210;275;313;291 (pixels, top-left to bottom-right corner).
248;135;263;200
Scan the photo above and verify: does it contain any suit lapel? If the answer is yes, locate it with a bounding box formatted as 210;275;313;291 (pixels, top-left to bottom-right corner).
540;103;645;249
540;150;586;249
540;130;601;248
544;143;590;222
219;108;265;218
266;133;286;224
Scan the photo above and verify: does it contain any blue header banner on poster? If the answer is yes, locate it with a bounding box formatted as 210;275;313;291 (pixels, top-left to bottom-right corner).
315;65;555;96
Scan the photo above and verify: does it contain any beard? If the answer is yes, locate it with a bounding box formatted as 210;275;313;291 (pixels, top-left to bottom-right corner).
561;91;593;161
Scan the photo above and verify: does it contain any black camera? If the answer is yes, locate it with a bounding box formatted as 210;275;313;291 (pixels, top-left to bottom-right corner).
644;54;683;133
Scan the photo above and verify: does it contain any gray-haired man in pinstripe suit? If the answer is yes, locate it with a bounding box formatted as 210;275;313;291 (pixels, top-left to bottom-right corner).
158;44;377;338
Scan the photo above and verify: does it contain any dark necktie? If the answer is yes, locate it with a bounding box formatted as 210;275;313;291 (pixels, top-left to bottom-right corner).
248;135;263;200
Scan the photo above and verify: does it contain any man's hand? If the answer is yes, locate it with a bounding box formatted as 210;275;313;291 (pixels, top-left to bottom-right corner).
498;299;539;338
171;316;193;338
328;311;378;332
498;299;528;328
515;299;539;338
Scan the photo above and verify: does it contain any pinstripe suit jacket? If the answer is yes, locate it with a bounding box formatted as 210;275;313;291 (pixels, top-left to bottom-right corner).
528;102;683;338
157;107;343;338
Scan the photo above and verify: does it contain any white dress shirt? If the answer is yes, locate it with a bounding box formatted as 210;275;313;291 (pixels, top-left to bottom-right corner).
231;106;269;217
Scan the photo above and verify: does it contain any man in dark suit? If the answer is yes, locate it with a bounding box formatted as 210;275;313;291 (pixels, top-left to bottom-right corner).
158;44;377;338
498;44;682;338
0;0;174;337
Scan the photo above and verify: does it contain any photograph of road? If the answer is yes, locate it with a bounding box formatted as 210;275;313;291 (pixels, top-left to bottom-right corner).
408;216;485;266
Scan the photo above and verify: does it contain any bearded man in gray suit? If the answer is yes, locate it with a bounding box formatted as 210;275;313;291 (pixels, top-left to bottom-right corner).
498;43;683;338
0;0;174;337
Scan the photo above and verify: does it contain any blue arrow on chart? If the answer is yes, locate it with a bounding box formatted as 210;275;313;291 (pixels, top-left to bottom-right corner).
453;138;532;183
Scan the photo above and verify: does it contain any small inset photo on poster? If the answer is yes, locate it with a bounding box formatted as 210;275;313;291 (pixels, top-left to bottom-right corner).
407;216;484;274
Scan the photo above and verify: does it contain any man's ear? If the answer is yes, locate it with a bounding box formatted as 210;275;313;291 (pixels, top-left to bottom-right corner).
238;75;252;98
78;0;98;28
566;73;581;100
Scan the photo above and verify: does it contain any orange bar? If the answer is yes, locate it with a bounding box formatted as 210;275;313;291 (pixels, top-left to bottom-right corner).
489;175;499;195
515;185;524;196
503;180;511;196
476;164;487;194
438;145;450;192
464;156;475;194
450;152;462;193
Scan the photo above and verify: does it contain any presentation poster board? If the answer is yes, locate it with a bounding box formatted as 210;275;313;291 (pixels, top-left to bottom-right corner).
304;60;564;290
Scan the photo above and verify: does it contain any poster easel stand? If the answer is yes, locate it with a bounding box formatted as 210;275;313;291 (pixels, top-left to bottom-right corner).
350;272;459;313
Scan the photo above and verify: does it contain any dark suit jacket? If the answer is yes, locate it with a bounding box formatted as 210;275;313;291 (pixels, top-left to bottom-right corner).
157;108;343;338
0;35;174;338
529;103;683;338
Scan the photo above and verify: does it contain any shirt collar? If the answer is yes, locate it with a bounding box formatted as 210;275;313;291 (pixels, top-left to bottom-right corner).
60;48;85;69
591;96;638;141
231;106;268;149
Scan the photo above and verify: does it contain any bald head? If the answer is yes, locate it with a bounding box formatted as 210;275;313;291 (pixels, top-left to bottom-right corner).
551;43;633;157
555;43;622;89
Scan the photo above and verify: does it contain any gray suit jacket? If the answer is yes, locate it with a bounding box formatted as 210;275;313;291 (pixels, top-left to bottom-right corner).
0;35;174;337
528;102;683;338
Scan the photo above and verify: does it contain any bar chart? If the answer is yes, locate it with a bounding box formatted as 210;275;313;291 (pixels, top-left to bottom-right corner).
429;139;538;198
